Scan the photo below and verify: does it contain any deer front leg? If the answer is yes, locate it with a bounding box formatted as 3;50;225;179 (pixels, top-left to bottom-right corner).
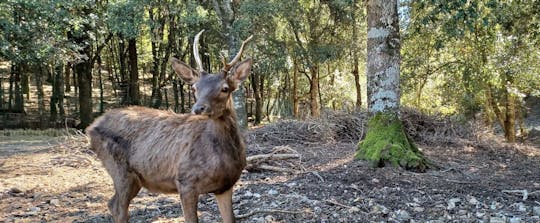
178;186;200;223
215;188;235;223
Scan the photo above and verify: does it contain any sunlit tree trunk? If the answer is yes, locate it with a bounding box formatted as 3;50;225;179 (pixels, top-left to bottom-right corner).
356;0;429;171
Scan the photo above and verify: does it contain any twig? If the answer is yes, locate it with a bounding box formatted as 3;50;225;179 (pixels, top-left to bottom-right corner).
310;171;325;182
325;199;353;209
237;208;304;219
502;189;529;200
445;179;474;184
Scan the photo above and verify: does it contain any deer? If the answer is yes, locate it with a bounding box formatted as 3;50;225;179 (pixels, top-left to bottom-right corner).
86;30;253;223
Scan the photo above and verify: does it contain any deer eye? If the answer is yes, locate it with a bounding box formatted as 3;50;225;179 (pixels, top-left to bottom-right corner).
221;86;229;93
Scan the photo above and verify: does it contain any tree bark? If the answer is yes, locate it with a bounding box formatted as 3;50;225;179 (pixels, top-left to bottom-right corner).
356;0;428;171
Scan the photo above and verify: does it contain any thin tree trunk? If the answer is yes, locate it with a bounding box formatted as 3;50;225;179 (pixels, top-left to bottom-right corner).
117;35;128;105
353;57;362;110
35;65;46;129
127;38;140;105
504;91;516;142
293;60;299;118
309;65;320;117
251;72;262;125
97;55;105;114
64;62;71;92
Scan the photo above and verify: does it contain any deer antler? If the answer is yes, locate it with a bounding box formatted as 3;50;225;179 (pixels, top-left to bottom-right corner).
221;35;254;73
193;30;205;72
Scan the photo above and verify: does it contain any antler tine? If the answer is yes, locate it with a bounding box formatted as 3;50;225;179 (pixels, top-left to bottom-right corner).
193;30;205;72
223;35;254;72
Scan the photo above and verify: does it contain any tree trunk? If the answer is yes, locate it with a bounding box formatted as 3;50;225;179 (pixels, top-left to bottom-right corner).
504;90;516;143
309;65;320;117
75;59;93;129
212;0;248;128
293;60;299;118
35;65;46;129
117;36;129;105
356;0;428;171
127;38;140;105
353;57;362;111
97;55;105;114
251;72;262;125
64;63;71;92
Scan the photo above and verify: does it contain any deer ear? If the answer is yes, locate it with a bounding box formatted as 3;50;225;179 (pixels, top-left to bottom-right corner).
171;57;199;84
229;58;252;89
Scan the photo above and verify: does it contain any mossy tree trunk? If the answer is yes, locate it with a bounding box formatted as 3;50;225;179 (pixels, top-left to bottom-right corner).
356;0;429;171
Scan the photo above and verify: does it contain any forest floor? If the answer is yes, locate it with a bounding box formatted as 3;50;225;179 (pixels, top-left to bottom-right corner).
1;111;540;223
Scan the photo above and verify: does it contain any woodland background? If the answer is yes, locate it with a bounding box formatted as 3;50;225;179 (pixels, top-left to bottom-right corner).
1;0;539;143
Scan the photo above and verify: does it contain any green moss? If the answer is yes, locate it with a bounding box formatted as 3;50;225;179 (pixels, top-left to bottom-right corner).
355;113;430;171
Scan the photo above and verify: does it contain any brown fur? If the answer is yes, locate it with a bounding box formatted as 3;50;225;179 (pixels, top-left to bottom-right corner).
87;58;252;223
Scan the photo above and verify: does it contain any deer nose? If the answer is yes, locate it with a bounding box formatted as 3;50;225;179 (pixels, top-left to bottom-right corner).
192;104;207;115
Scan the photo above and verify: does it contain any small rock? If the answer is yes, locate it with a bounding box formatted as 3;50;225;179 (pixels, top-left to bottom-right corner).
264;215;275;222
285;182;297;187
371;205;389;215
509;217;522;223
372;178;380;183
49;199;61;206
27;206;41;215
267;189;279;195
253;193;262;198
348;207;360;213
490;201;501;210
29;206;41;212
475;211;486;218
332;212;339;218
514;202;527;212
9;187;23;194
489;216;506;223
457;209;468;216
313;206;322;214
447;198;461;210
468;196;479;205
533;206;540;216
244;191;253;197
413;207;424;212
395;209;411;220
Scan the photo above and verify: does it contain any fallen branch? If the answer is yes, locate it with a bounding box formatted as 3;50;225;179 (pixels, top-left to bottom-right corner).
237;208;304;219
247;154;300;162
325;199;353;209
502;189;530;200
254;164;295;173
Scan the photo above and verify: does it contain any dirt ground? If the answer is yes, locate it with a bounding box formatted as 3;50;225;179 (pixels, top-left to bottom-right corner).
1;120;540;222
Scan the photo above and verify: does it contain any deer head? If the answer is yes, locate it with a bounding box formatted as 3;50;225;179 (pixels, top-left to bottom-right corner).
171;30;253;119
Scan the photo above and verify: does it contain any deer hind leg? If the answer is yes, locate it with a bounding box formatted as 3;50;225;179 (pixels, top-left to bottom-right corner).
215;188;235;223
101;155;141;223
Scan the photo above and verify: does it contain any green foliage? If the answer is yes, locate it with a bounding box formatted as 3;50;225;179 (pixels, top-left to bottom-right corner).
356;113;429;171
402;0;540;119
107;0;144;38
